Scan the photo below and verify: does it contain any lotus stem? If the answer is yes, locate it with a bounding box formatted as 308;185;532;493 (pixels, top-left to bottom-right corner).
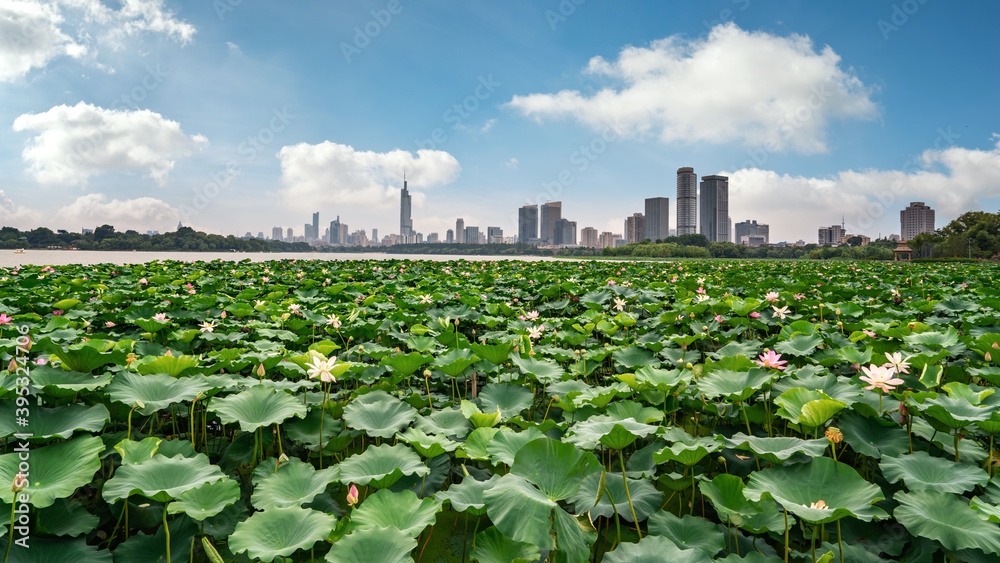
618;450;642;539
163;509;171;562
783;508;790;563
4;501;15;563
954;431;960;463
810;523;817;563
989;435;994;479
837;519;844;563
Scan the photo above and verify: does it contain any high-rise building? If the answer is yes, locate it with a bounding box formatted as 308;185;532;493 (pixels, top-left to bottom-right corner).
818;224;846;245
900;202;935;241
456;219;465;243
464;225;479;245
625;213;645;244
286;227;293;241
446;229;454;244
304;223;313;241
699;175;729;242
598;231;616;248
644;197;670;241
540;201;562;244
329;216;341;245
581;227;598;248
553;218;577;246
518;204;538;244
372;228;378;242
312;212;319;240
735;220;770;245
427;232;439;243
272;226;283;241
400;178;413;236
677;167;698;235
487;226;503;244
340;223;348;245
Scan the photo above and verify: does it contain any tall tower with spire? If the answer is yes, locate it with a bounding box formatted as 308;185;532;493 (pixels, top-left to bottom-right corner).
400;172;413;237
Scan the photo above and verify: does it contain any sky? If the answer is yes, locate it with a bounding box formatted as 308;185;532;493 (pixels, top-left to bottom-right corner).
1;0;998;243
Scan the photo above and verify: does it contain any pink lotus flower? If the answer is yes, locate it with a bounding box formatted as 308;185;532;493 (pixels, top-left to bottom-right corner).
528;325;545;340
883;352;911;375
0;314;11;325
863;330;877;338
105;321;116;328
714;315;722;322
859;364;904;392
771;305;790;320
524;311;540;321
764;291;780;302
346;484;359;506
52;309;63;316
153;313;169;321
794;293;805;300
749;311;761;319
139;278;148;285
756;350;787;370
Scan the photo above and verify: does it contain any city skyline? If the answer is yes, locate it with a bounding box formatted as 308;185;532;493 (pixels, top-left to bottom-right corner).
1;2;998;242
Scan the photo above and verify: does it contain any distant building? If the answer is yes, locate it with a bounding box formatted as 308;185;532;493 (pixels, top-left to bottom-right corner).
580;227;598;248
540;201;562;244
256;232;264;239
286;227;293;241
304;223;313;240
446;229;454;244
400;178;413;236
740;235;767;248
464;225;480;245
487;226;503;244
888;234;901;242
645;197;670;241
900;202;935;241
329;217;341;245
676;167;698;235
456;218;465;243
840;234;871;246
272;226;283;241
598;231;616;248
312;212;320;241
427;232;439;243
553;218;576;246
818;224;846;245
699;175;729;242
372;228;378;242
735;220;770;245
518;204;539;244
625;213;645;244
82;228;94;235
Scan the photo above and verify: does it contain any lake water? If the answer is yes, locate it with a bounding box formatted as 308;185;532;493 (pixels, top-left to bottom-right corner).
0;250;560;267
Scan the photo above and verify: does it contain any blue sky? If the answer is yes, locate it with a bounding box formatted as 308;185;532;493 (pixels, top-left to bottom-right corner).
1;0;998;242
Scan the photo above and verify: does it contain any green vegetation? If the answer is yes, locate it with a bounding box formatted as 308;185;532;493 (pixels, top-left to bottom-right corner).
0;225;310;252
909;210;1000;259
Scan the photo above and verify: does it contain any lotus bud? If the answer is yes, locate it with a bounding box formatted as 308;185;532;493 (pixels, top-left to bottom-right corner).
825;427;843;444
685;362;693;369
196;392;207;402
346;484;360;507
358;345;364;352
7;358;16;372
132;399;145;410
899;402;909;417
423;369;431;379
220;311;227;319
280;313;290;321
11;470;27;493
987;351;993;362
835;308;841;315
164;350;173;357
994;342;999;349
551;395;560;403
256;363;266;377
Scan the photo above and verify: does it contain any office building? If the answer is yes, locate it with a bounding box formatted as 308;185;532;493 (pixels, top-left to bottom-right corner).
900;202;935;241
677;167;698;235
554;218;577;246
271;226;283;241
581;227;598;248
329;216;341;245
312;212;320;240
598;231;615;248
372;229;378;242
518;204;539;244
487;226;503;244
464;225;480;245
400;178;413;236
540;201;562;244
625;213;645;244
818;224;846;245
285;227;293;241
446;229;454;244
735;220;770;245
699;175;729;242
456;218;465;243
644;197;670;241
427;232;439;243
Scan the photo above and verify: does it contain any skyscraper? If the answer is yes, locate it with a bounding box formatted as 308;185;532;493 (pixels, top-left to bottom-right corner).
540;201;562;244
677;167;698;235
818;224;846;245
900;202;935;241
272;226;283;241
487;226;503;244
312;212;319;241
625;213;645;243
699;175;729;242
464;226;480;245
580;227;598;248
518;204;538;244
446;229;454;244
329;216;341;245
400;177;413;236
735;220;770;245
645;197;670;241
456;218;465;243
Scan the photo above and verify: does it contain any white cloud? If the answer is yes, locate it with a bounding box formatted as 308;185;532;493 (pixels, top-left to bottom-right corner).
59;0;195;45
51;193;181;231
505;157;519;169
480;118;497;133
725;135;1000;241
0;190;42;227
0;1;86;82
12;102;208;186
277;141;461;209
508;23;878;153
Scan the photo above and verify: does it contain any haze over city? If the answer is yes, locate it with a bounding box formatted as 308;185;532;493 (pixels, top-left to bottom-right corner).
1;0;998;243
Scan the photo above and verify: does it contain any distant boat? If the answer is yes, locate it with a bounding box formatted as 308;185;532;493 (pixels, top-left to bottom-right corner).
14;249;25;254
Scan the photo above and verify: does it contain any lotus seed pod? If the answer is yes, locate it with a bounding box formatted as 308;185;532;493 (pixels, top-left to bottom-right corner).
825;427;843;444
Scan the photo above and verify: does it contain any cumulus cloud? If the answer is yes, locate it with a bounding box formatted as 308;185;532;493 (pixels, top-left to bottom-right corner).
0;0;194;81
505;157;519;169
277;141;461;209
0;190;43;227
508;23;878;153
0;1;86;82
725;135;1000;241
12;102;208;186
51;193;180;231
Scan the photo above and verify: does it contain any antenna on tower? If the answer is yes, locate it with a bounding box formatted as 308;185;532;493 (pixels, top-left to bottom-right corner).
842;214;845;230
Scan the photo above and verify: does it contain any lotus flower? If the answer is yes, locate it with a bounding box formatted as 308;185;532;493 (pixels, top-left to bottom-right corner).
419;294;433;304
199;321;215;333
771;305;790;320
764;291;780;302
346;484;359;507
307;356;337;383
528;325;545;340
756;350;787;370
613;297;626;311
0;313;12;325
524;310;540;321
325;315;341;328
883;352;911;374
153;313;168;321
859;364;904;392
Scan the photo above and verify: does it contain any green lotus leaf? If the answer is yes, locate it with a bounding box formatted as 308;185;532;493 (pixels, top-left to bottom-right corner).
725;434;830;464
338;443;428;489
773;334;823;357
283;408;358;450
397;427;460;458
837;412;909;459
699;474;788;533
458;427;500;460
921;394;994;428
106;370;213;415
414;407;472;439
0;402;108;440
647;510;725;556
510;436;601;501
510;355;566;384
613;345;660;369
103;453;226;503
52;345;124;373
167;477;240;521
904;327;960;348
652;436;723;466
487;427;545;466
603;534;712;563
28;365;113;396
895;490;1000;553
229;505;337;561
564;416;660;451
134;318;171;332
633;366;691;392
460;400;502;428
114;437;162;465
430;349;479;376
208;384;307;433
471;526;541;563
573;383;631;409
252;458;340;509
744;457;886;524
135;354;199;376
0;435;103;508
36;499;99;537
379;351;432;377
698;368;777;401
324;526;417;563
774;387;846;428
572;471;661;522
483;473;558;548
478;383;534;419
108;515;197;562
469;340;514;365
2;538;112;563
604;400;665;424
880;451;988;493
343;390;418;438
352;488;443;537
437;474;501;515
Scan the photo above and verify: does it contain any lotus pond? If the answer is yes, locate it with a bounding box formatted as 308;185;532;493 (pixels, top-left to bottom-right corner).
2;258;1000;562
